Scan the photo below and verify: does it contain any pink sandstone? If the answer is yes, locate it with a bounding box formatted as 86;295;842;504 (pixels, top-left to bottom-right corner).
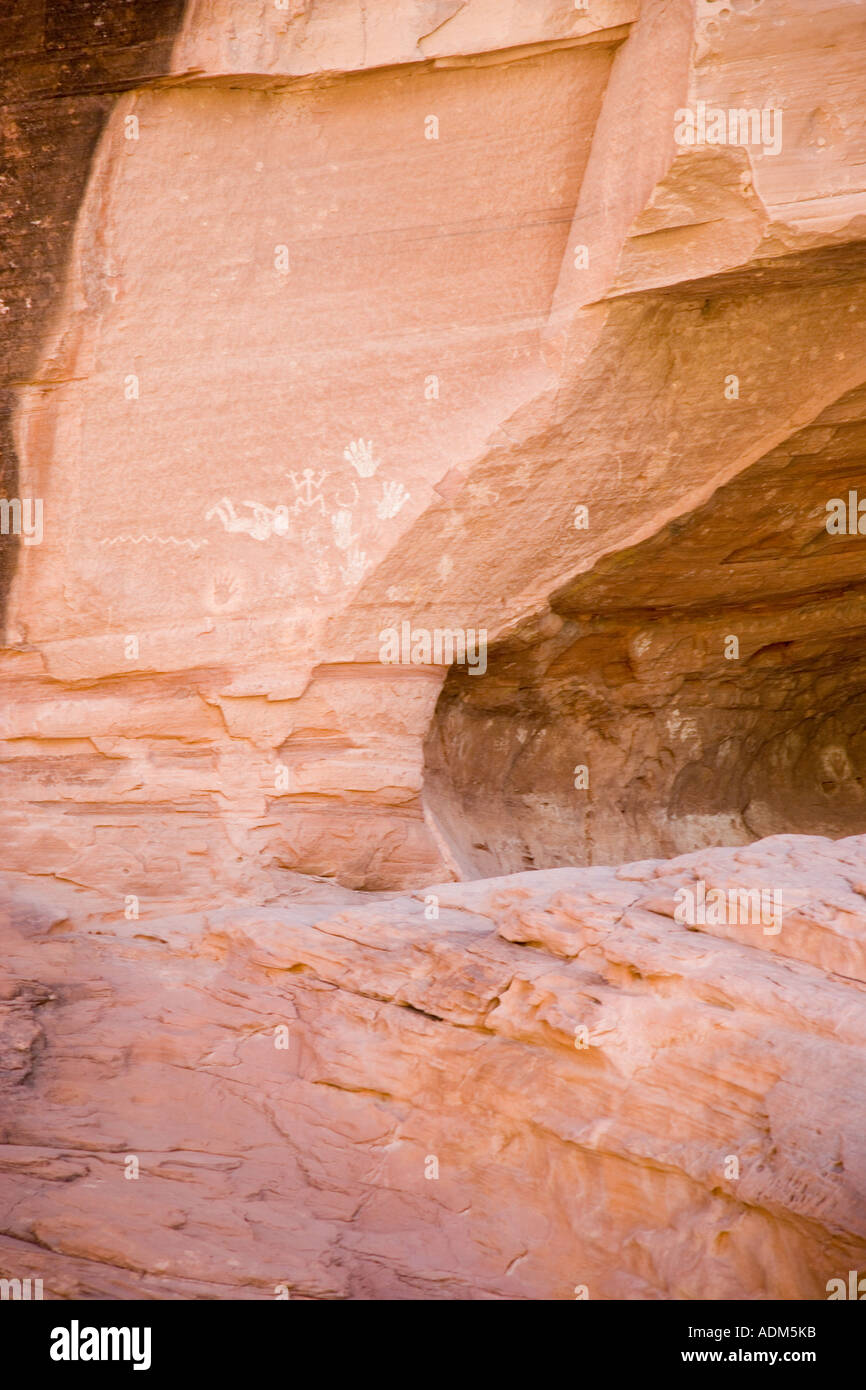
1;834;865;1300
1;0;865;1299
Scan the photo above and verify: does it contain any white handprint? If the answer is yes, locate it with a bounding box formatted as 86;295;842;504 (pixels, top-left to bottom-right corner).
339;545;369;587
343;439;379;478
375;479;410;519
331;509;358;551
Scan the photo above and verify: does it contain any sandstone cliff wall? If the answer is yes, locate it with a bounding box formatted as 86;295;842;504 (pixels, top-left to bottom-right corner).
1;0;865;1301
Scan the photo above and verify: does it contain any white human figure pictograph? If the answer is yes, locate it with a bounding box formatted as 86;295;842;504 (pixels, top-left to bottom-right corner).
287;469;329;514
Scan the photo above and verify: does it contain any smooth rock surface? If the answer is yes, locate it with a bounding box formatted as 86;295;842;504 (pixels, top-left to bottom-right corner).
3;0;864;891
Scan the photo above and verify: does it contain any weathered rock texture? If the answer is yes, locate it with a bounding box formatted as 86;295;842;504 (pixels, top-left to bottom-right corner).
2;834;865;1300
1;0;866;1300
426;381;866;876
0;0;187;608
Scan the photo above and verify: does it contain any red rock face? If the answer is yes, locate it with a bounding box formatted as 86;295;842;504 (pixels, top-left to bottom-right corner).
2;835;865;1299
426;379;866;875
1;0;865;1300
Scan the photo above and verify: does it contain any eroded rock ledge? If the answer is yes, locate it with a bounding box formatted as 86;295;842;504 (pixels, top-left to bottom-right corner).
426;379;866;877
1;833;865;1299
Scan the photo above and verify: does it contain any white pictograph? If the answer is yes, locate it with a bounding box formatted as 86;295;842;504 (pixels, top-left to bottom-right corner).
331;509;358;551
334;478;360;509
100;534;208;550
375;479;410;519
344;439;379;478
205;435;404;596
287;469;329;514
339;545;369;587
206;498;289;540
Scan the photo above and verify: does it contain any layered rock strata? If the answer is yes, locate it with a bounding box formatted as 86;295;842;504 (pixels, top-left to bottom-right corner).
1;834;865;1300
